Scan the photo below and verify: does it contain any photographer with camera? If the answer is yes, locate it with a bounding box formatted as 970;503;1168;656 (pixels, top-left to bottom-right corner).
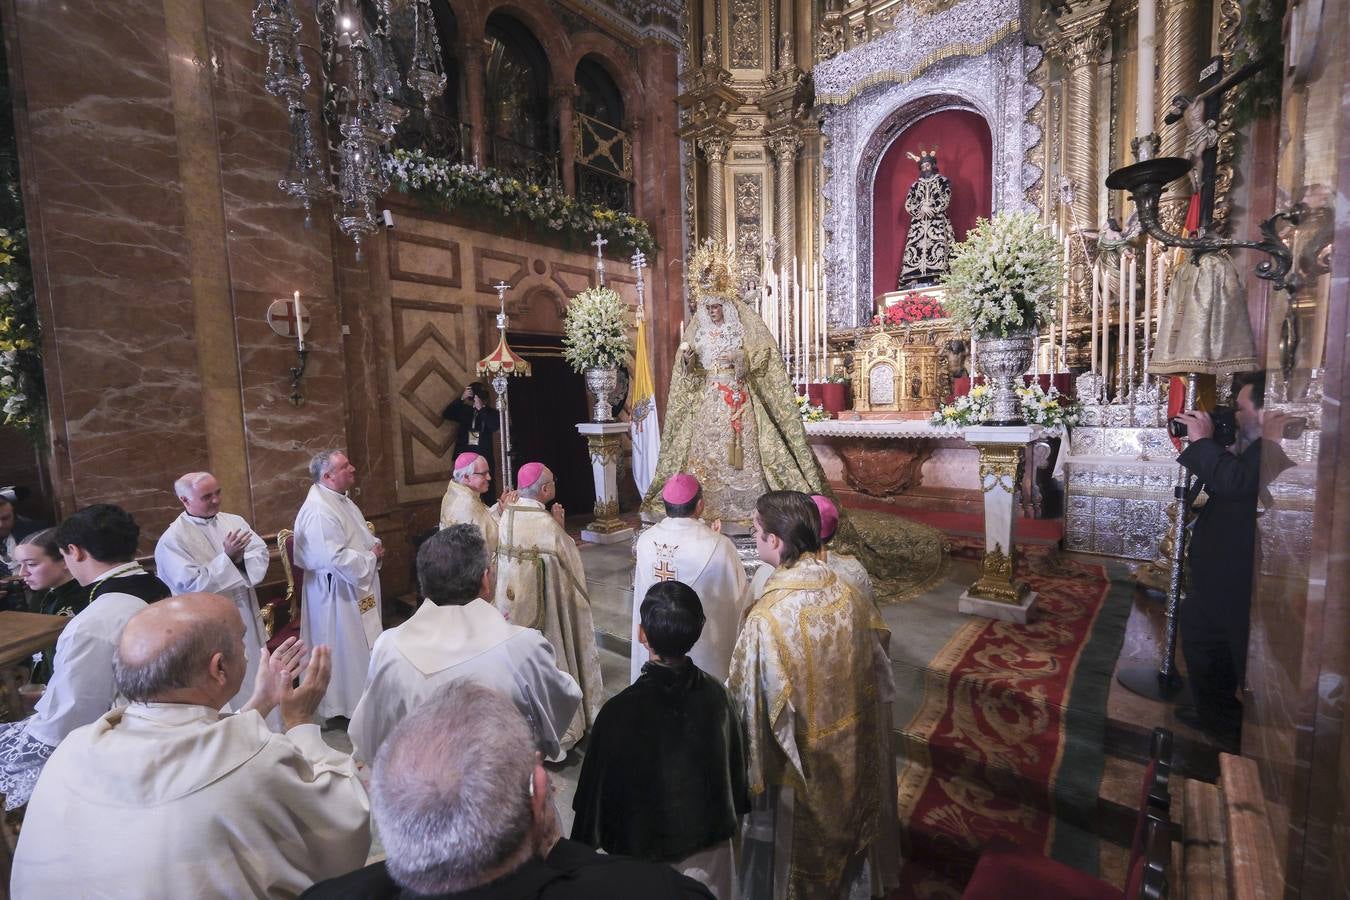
1170;371;1295;750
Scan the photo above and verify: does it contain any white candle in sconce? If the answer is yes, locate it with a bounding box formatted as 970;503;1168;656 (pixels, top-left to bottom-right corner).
1143;241;1154;381
1117;252;1127;398
294;290;306;352
1127;254;1138;396
1090;261;1099;375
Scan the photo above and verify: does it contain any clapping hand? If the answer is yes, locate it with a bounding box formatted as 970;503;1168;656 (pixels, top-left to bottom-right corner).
240;636;308;719
281;645;332;731
550;503;566;527
499;489;521;506
222;529;250;562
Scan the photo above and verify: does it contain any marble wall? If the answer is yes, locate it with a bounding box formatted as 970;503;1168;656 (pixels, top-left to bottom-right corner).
0;0;684;602
1242;0;1350;895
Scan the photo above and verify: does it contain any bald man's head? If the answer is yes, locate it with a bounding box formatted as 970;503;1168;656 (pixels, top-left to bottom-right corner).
115;592;245;704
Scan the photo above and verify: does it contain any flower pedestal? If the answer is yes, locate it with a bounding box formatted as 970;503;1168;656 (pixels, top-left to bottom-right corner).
959;425;1043;624
575;422;634;544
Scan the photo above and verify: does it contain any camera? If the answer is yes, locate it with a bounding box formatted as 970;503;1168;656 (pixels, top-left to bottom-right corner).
1168;405;1239;447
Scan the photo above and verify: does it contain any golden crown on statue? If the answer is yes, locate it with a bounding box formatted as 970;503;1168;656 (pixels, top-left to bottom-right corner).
688;239;744;305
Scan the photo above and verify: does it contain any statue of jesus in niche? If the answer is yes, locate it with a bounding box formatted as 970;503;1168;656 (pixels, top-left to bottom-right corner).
898;149;954;288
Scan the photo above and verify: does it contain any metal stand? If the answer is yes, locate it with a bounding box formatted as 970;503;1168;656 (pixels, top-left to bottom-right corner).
1118;374;1196;701
288;348;309;406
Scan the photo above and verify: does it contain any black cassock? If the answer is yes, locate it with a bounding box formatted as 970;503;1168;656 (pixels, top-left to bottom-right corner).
899;172;954;287
570;658;749;863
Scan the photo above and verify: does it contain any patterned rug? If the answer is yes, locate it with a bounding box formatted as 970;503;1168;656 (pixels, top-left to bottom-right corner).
885;549;1133;898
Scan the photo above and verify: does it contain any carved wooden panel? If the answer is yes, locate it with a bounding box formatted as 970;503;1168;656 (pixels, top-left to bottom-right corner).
390;298;470;489
388;232;462;287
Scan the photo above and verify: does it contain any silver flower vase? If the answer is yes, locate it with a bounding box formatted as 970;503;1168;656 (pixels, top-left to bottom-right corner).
975;330;1036;425
584;366;620;423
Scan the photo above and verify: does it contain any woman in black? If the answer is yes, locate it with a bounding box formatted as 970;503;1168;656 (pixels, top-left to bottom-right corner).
443;382;501;503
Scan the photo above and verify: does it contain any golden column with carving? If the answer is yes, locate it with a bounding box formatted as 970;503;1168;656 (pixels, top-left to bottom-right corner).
771;132;801;280
1155;0;1203;230
1048;4;1111;233
701;134;730;243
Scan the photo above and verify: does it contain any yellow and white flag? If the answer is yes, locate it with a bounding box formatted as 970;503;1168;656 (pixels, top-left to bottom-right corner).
630;304;661;496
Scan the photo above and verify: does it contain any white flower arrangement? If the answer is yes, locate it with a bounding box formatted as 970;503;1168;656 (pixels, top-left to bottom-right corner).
381;148;656;256
795;392;830;422
562;286;632;373
930;381;1080;427
941;212;1062;338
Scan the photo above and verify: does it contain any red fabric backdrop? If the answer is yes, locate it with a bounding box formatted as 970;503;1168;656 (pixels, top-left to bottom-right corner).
872;109;993;303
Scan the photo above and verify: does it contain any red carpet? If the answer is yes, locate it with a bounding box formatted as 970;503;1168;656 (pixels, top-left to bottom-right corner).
892;550;1132;896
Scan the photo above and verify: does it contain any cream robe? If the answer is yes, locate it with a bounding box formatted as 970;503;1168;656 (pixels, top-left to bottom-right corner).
823;548;874;607
350;598;582;764
294;483;383;719
11;703;370;899
631;517;748;682
439;478;500;551
155;511;270;711
493;498;603;751
727;556;898;900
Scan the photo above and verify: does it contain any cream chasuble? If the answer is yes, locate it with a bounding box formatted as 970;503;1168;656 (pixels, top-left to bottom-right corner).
294;483;383;719
350;598;582;764
727;556;898;899
438;479;500;552
12;703;370;899
631;516;748;682
493;499;603;751
155;511;270;712
823;548;875;607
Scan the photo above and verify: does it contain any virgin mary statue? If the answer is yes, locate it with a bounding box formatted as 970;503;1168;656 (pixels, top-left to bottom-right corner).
641;243;808;526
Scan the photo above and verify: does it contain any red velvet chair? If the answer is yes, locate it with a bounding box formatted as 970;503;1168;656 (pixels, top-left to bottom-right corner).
263;529;303;653
962;728;1174;900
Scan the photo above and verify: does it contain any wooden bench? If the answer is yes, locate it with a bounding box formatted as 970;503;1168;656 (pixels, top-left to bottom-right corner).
1179;753;1282;900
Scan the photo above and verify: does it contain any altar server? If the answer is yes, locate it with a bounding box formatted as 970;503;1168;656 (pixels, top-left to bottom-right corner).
12;593;370;899
155;471;270;713
438;451;512;552
631;474;748;682
350;524;581;764
494;462;602;751
728;491;898;899
0;504;167;810
294;449;383;721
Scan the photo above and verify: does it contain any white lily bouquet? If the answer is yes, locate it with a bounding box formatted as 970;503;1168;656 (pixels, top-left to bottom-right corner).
562;286;632;373
941;212;1062;337
930;381;1080;427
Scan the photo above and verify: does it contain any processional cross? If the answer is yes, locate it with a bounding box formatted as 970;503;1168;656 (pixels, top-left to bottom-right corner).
593;233;608;286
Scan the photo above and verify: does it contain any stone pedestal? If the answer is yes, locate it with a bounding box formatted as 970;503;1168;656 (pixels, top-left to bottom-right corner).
576;422;634;544
959;425;1043;623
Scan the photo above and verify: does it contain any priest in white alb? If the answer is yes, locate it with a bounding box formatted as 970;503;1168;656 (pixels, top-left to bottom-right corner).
631;473;748;682
155;471;270;713
494;461;603;751
293;449;383;721
439;451;512;552
11;593;370;898
350;524;581;764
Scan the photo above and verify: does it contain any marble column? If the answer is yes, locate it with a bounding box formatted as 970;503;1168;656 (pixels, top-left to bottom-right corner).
699;134;729;243
575;422;634;544
960;425;1043;623
555;85;577;195
771;132;802;280
461;41;487;166
1156;0;1203;229
1050;9;1111;233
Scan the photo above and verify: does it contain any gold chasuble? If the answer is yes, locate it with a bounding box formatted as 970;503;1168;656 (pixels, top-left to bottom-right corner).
439;479;499;552
493;499;604;751
728;555;897;898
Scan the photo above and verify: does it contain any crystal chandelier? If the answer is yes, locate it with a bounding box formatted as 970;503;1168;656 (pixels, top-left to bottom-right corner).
251;0;447;255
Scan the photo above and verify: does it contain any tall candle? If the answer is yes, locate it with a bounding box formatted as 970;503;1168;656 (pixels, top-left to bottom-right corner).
1117;252;1127;400
1090;261;1099;375
1143;241;1154;383
1061;236;1071;371
294;290;306;352
1127;254;1138;398
1136;0;1158;143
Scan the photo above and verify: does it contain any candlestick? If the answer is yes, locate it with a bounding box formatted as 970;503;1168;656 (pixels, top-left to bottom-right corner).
1127;253;1138;399
1061;235;1070;371
294;290;306;352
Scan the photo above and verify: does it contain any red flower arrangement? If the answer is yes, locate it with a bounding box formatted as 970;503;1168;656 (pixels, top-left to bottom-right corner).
870;291;947;326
